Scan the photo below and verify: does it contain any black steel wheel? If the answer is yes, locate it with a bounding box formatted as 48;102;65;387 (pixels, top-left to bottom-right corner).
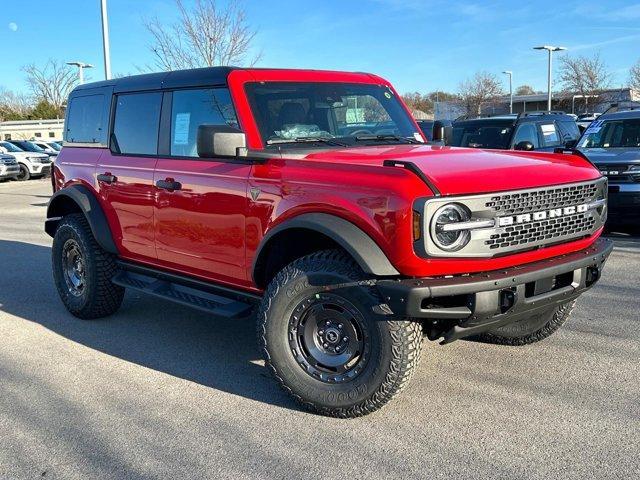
288;293;370;384
52;213;124;319
258;249;422;418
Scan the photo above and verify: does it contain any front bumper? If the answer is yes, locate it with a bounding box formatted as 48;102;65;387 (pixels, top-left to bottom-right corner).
377;238;613;343
0;166;19;179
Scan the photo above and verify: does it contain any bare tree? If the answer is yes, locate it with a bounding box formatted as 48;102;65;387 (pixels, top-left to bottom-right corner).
458;72;503;114
401;92;433;116
558;54;611;99
0;88;32;120
515;85;536;96
144;0;260;71
22;59;76;114
630;59;640;91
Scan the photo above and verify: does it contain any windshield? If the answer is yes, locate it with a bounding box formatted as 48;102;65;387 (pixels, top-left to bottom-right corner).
451;121;514;149
245;82;420;146
0;142;24;153
17;141;45;152
579;118;640;148
48;142;62;151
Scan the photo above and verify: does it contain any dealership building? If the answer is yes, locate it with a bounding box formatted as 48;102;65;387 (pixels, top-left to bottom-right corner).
0;119;64;141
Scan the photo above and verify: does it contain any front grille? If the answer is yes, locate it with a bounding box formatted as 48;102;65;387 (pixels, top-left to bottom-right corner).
485;212;597;250
596;164;640;184
485;182;599;215
418;178;608;258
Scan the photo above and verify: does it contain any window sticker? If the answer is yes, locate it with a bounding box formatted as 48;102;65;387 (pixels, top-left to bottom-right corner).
173;112;190;145
584;119;604;135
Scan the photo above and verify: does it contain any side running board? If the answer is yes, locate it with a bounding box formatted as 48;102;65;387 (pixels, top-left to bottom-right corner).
112;263;259;319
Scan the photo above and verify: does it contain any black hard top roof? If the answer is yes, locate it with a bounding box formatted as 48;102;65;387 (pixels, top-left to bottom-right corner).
454;111;576;125
72;66;237;94
599;109;640;121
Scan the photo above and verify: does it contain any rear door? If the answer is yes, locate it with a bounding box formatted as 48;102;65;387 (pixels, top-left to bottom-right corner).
153;87;252;287
97;91;162;260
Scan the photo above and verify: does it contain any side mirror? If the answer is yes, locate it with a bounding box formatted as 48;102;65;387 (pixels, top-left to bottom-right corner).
432;121;445;143
514;141;535;151
564;139;578;149
197;125;247;158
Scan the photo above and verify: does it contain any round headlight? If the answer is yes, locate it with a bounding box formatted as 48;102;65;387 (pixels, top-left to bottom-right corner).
431;203;472;251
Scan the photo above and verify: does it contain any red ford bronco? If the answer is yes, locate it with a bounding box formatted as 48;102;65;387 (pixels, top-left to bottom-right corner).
47;67;612;417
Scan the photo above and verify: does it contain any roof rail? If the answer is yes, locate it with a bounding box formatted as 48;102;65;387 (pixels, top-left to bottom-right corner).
454;113;516;121
601;102;640;115
518;110;567;118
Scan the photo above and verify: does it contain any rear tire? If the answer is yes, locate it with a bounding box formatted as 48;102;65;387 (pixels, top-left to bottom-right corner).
52;213;124;319
475;300;576;346
258;249;422;418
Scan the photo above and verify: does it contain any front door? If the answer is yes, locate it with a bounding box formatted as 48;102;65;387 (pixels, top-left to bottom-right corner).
153;87;252;288
97;91;162;261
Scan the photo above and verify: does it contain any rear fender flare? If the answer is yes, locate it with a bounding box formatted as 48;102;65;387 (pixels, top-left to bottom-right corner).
45;185;118;254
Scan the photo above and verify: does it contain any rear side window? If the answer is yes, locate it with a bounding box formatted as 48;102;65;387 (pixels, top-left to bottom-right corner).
66;94;107;144
557;121;580;141
539;123;561;147
111;92;162;155
170;88;238;157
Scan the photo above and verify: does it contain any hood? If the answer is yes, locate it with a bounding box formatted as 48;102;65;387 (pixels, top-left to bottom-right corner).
300;145;601;196
579;147;640;164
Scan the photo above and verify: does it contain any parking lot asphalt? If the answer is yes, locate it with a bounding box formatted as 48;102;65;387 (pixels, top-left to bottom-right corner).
0;179;638;480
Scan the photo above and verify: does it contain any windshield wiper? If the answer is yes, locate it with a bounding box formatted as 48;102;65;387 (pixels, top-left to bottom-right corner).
266;136;348;147
354;134;421;144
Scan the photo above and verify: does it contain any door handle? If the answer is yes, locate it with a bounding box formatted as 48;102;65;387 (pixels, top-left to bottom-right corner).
97;173;117;184
156;178;182;191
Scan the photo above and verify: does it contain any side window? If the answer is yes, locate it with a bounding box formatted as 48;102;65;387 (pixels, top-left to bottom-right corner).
170;88;238;157
66;94;106;144
112;92;162;155
512;123;539;149
539;122;561;147
557;121;580;142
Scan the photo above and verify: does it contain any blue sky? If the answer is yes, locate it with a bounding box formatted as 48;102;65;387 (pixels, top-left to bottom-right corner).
1;0;639;95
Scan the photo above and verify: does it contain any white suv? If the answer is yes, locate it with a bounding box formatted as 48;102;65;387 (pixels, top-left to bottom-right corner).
0;153;19;181
0;141;51;181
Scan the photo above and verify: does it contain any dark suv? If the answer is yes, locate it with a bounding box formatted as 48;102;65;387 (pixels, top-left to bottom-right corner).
577;108;640;228
452;112;581;152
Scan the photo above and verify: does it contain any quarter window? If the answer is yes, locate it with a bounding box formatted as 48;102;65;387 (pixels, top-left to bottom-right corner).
112;92;162;155
66;94;107;144
170;88;238;157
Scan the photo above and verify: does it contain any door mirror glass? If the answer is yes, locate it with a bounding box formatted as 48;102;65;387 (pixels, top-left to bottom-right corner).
432;121;444;142
514;140;535;151
197;125;247;158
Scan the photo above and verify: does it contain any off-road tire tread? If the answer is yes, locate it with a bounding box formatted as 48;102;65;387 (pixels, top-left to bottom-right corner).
53;213;124;319
476;300;576;346
257;249;422;418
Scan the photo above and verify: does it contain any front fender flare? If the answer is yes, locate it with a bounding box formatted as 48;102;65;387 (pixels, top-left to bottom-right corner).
45;185;118;254
253;213;400;281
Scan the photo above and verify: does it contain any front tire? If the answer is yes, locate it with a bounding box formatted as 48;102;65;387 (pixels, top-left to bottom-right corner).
16;164;30;181
258;250;422;418
475;300;576;346
52;213;124;319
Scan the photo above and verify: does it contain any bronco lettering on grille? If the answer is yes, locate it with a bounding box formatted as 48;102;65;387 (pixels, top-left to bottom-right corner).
497;204;589;227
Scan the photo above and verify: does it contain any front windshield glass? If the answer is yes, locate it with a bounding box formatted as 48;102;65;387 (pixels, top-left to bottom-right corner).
451;121;514;149
0;142;23;153
48;142;62;151
579;118;640;148
245;82;420;146
20;141;45;152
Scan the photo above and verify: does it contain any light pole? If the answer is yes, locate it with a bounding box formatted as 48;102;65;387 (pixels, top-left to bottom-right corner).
100;0;112;79
502;71;513;114
66;61;94;84
533;45;566;111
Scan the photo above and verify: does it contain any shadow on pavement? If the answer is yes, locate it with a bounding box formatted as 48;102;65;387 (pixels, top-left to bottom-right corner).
0;239;300;413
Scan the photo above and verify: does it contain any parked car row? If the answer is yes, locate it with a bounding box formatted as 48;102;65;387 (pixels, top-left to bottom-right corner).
0;140;57;181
